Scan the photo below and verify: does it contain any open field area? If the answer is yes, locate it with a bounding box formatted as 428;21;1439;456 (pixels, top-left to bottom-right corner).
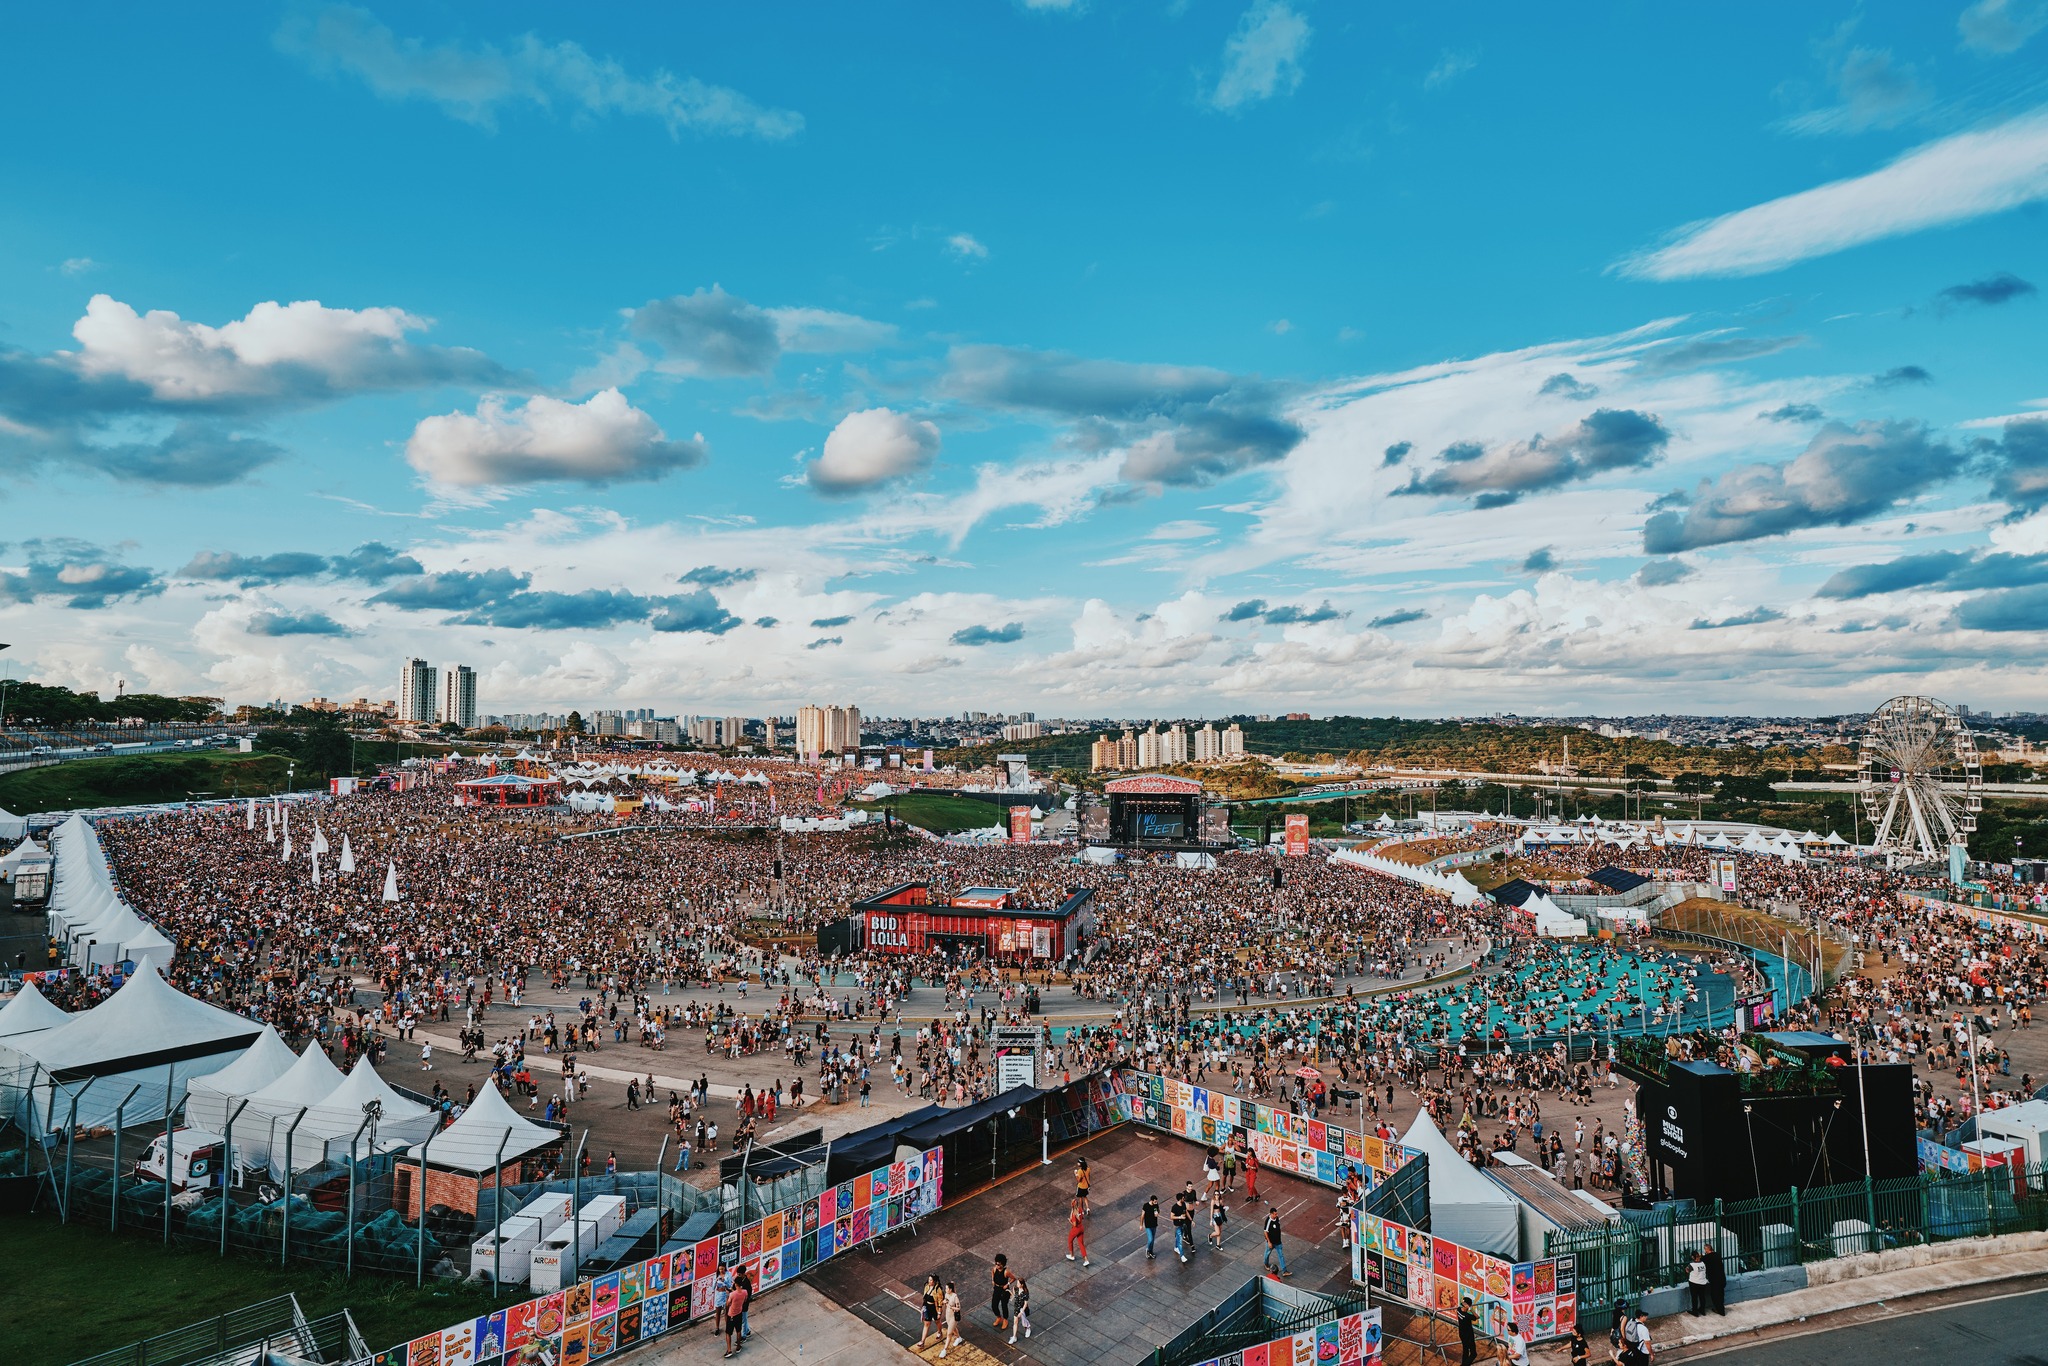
0;752;297;813
846;789;1019;833
0;1213;503;1366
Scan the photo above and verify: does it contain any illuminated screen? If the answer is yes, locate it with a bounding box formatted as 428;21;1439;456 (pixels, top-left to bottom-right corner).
1136;811;1185;840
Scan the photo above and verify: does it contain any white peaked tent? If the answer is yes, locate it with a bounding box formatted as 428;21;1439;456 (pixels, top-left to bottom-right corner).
382;861;399;903
0;980;68;1041
1399;1110;1520;1256
401;1080;560;1174
338;834;355;875
297;1056;437;1167
2;962;262;1138
236;1043;347;1171
0;836;47;875
246;798;257;831
184;1025;300;1133
0;806;25;842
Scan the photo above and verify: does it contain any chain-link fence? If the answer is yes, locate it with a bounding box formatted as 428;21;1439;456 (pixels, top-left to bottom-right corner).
1547;1159;2048;1312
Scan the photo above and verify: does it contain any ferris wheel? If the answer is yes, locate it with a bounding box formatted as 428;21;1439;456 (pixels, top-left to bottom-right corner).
1858;695;1982;866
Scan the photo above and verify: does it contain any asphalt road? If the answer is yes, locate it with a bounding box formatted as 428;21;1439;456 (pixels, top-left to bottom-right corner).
1674;1280;2048;1366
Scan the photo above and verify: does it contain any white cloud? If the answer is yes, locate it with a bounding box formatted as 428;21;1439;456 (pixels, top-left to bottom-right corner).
767;306;898;353
406;389;705;488
1959;0;2048;54
276;3;802;139
1619;106;2048;279
59;257;97;276
806;408;940;494
1424;50;1478;90
946;233;989;260
1779;46;1930;136
1212;1;1310;111
64;293;499;402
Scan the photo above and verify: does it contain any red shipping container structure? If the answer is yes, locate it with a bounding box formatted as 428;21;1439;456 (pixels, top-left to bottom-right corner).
851;881;1095;964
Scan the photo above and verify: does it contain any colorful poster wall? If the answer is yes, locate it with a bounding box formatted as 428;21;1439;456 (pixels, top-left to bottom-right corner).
1123;1071;1416;1191
353;1147;944;1366
1353;1211;1576;1344
1200;1307;1382;1366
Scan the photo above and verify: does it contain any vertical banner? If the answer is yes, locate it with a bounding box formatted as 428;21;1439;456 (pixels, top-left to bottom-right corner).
1714;856;1737;893
1009;806;1032;844
1285;813;1309;857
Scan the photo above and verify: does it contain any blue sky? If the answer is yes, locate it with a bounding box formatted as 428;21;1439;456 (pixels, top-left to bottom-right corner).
2;1;2046;716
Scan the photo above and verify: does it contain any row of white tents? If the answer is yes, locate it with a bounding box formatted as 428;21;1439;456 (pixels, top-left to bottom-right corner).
1328;845;1486;908
43;815;176;971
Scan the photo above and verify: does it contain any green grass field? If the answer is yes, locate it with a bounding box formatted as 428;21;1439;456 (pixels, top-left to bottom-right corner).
0;752;300;814
0;1213;504;1366
848;790;1022;833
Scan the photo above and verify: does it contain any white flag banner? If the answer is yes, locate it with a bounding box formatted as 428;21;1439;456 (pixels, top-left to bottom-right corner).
338;833;355;875
245;798;256;831
311;824;329;856
382;860;400;903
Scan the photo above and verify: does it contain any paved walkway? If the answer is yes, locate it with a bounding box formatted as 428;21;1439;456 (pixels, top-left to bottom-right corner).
636;1281;908;1366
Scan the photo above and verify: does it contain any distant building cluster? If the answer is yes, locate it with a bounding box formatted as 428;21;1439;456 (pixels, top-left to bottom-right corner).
1091;721;1244;771
796;704;863;759
397;658;477;729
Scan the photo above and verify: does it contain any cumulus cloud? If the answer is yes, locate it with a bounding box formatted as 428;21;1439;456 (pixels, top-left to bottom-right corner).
946;233;989;260
1954;583;2048;630
1982;416;2048;510
1397;408;1671;507
678;565;755;588
1212;1;1310;111
806;407;940;494
368;567;529;612
943;343;1301;487
1538;372;1598;400
0;539;163;608
69;425;288;486
1959;0;2048;54
180;550;331;585
1816;549;2048;599
65;293;504;403
1222;598;1343;625
648;591;742;635
1617;107;2048;280
1636;558;1695;586
950;622;1025;645
1643;420;1955;552
1691;606;1785;629
246;609;352;636
1382;441;1412;467
626;286;889;380
405;388;704;487
181;542;425;586
1937;271;2037;308
1872;364;1933;387
275;3;802;139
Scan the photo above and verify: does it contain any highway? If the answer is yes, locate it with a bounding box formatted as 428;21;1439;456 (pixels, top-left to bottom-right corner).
1669;1279;2048;1366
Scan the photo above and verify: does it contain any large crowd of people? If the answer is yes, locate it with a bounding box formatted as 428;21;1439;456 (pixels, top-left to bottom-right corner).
25;771;2027;1161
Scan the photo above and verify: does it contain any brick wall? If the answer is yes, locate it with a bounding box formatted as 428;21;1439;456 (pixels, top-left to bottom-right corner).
394;1159;522;1218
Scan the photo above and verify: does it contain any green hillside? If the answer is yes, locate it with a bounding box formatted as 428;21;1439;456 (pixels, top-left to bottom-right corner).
0;752;296;813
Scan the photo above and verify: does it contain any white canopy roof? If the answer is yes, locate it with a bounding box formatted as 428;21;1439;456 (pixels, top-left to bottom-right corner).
0;980;68;1040
402;1080;560;1173
244;1041;347;1115
10;962;260;1081
185;1025;298;1104
298;1055;435;1145
1398;1110;1520;1256
0;807;24;841
0;837;48;873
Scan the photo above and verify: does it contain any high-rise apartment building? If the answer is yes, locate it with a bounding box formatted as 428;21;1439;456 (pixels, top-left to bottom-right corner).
440;663;477;729
398;658;438;725
1222;723;1246;758
795;704;862;758
1001;721;1043;741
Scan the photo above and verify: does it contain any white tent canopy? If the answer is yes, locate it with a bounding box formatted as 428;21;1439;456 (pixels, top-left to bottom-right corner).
296;1055;437;1167
184;1025;300;1134
0;836;47;874
401;1080;559;1174
236;1043;348;1170
1397;1110;1521;1256
0;980;68;1040
1;963;261;1137
0;807;25;842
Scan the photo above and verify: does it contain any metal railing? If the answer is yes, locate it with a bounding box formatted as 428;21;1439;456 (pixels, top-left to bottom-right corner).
1547;1160;2048;1313
63;1293;323;1366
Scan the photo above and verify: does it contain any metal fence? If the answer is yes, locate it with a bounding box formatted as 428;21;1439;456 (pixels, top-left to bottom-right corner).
65;1293;369;1366
1546;1160;2048;1312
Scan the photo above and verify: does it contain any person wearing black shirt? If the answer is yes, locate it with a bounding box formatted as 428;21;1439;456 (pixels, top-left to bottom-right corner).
1458;1298;1480;1366
1141;1196;1161;1259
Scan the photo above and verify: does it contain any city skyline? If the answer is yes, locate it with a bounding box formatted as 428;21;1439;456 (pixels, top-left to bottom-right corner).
2;5;2045;715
